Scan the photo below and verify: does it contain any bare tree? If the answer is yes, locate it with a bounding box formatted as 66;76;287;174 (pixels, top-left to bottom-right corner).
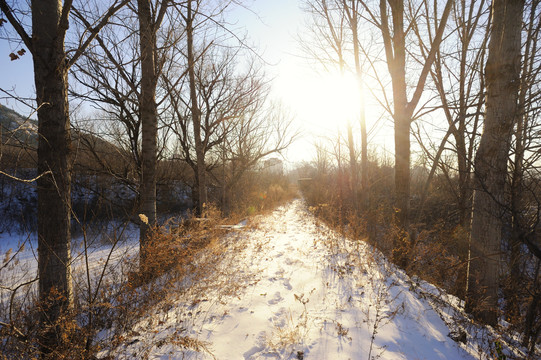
413;0;489;227
184;0;207;215
137;0;170;264
218;103;297;213
341;0;368;209
359;0;453;233
506;0;541;341
163;35;294;213
167;0;275;214
70;0;178;267
466;0;524;326
71;35;143;192
71;4;181;186
0;0;127;352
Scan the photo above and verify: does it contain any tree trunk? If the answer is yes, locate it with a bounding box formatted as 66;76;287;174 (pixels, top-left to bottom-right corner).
379;0;415;268
522;259;540;351
347;122;358;211
456;134;471;226
506;0;538;323
360;98;368;208
455;7;475;228
466;0;524;326
506;78;527;322
137;0;158;262
186;0;207;215
31;0;73;352
378;0;453;234
389;5;412;268
347;0;368;209
379;0;411;228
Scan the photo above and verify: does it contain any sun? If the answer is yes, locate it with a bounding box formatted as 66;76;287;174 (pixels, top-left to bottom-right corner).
319;70;362;124
278;68;363;134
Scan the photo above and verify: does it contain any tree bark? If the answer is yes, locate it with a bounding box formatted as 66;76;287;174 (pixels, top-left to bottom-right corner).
506;0;540;323
186;0;207;215
137;0;158;261
347;123;358;211
374;0;452;267
382;0;410;228
466;0;524;326
522;259;540;351
345;0;368;209
30;0;73;352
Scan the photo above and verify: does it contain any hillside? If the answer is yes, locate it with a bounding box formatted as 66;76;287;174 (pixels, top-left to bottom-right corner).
0;104;123;171
0;104;38;148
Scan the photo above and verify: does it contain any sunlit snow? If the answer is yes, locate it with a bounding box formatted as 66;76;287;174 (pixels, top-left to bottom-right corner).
106;200;477;359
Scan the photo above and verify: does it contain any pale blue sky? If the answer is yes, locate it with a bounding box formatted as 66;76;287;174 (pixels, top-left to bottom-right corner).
0;37;35;114
0;0;304;115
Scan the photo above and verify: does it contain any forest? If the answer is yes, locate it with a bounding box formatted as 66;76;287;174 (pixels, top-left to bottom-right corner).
0;0;540;359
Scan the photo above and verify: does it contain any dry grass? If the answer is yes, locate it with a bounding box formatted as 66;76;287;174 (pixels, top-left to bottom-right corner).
267;310;305;350
0;199;265;359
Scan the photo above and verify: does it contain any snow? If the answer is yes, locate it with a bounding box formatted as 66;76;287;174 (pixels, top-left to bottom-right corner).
106;200;479;359
0;222;139;306
2;199;529;359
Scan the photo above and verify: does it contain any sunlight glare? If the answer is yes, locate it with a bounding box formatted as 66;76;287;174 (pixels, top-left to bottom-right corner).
290;69;362;133
321;70;362;124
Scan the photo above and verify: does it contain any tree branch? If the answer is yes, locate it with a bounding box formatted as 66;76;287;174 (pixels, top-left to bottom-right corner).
68;0;130;68
0;0;33;53
407;0;454;117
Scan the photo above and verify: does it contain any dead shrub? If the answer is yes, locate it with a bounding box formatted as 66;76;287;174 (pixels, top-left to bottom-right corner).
137;203;223;282
0;203;234;359
407;229;464;295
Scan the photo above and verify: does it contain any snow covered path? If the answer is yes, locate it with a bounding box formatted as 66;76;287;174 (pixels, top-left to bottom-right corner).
115;200;475;359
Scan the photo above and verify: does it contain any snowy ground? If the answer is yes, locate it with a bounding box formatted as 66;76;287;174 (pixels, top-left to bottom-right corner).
105;200;487;360
0;222;139;306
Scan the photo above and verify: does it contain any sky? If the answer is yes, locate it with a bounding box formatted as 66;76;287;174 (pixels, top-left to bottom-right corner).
0;0;396;165
223;0;396;165
0;37;35;113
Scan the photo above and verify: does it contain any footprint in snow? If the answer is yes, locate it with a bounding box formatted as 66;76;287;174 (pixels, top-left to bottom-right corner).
243;345;264;359
243;331;267;359
273;269;285;278
285;257;302;266
270;307;287;327
267;291;283;305
283;278;292;290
